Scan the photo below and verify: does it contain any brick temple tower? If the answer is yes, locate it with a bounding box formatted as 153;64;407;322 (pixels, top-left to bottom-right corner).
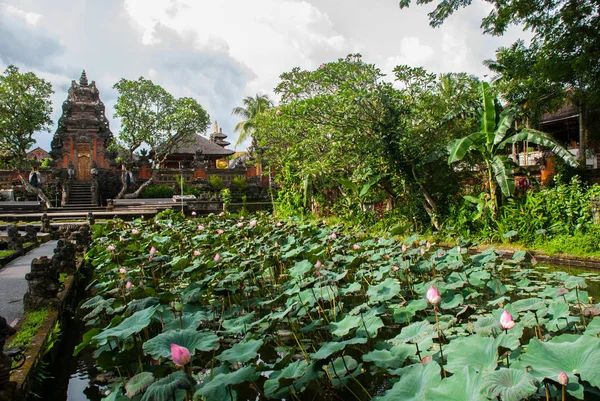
50;70;115;180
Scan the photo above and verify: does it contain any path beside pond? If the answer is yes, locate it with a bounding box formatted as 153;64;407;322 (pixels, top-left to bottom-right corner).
0;240;57;327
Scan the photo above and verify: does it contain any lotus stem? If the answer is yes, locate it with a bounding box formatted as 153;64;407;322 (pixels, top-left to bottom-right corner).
434;307;446;377
359;311;372;341
415;343;422;361
330;360;361;401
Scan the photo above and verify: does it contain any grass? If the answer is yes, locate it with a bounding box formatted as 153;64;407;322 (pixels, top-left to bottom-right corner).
9;308;50;350
0;249;15;258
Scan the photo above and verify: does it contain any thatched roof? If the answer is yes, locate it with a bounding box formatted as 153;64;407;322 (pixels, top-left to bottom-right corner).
171;134;235;156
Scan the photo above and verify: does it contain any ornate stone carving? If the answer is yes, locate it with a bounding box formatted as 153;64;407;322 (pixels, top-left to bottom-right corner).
6;226;22;253
24;256;60;310
0;316;17;395
40;214;51;233
52;239;76;274
24;225;38;246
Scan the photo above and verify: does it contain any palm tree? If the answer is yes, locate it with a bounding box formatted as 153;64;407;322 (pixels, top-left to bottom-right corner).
231;94;274;148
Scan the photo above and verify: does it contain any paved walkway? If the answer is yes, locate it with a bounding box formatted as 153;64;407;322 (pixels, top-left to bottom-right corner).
0;240;57;327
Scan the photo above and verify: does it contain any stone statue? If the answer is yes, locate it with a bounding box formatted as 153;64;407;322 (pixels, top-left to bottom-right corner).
40;213;51;233
52;239;76;274
6;226;22;253
0;316;17;394
24;226;38;246
24;257;60;310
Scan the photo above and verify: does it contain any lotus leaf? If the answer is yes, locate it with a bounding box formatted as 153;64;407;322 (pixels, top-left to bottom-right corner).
373;361;441;401
125;372;155;398
325;355;359;378
441;293;464;309
143;329;219;359
510;297;546;312
264;359;308;398
355;307;385;338
391;321;434;345
444;336;498;373
195;366;258;401
330;314;362;337
92;305;158;345
518;334;600;398
367;278;401;303
289;260;313;280
310;337;367;360
222;312;257;334
140;371;191;401
393;299;428;324
217;338;263;364
363;344;413;369
487;278;507;295
565;276;587;289
544;302;574;332
584;316;600;336
426;365;486;401
473;316;502;336
480;368;539;401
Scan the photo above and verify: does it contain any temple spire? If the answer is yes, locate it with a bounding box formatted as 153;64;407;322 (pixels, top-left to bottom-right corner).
79;70;88;86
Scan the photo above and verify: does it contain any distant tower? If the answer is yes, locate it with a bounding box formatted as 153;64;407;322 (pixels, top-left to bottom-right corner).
210;121;230;148
50;70;114;179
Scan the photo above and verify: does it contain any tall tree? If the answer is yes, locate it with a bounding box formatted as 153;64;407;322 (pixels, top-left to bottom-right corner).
0;65;54;207
113;77;210;198
231;94;274;148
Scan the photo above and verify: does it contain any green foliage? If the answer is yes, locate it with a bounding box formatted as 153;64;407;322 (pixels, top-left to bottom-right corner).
232;176;248;191
142;185;174;198
208;175;223;191
9;308;49;349
231;94;274;148
220;188;231;208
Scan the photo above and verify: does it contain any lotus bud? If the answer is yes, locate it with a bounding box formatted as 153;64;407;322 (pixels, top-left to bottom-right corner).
249;220;257;227
274;242;279;248
240;216;244;220
107;245;115;251
276;222;282;227
214;253;221;262
558;371;568;386
174;302;184;312
500;310;515;330
168;223;172;228
191;211;197;216
276;109;281;116
197;225;204;231
426;241;431;249
331;233;337;239
217;229;224;235
193;250;201;256
126;281;133;290
353;244;360;250
150;246;157;255
131;229;139;235
237;222;243;228
402;243;407;252
119;236;125;242
421;248;426;256
119;268;126;274
426;286;442;305
219;211;225;216
315;260;322;269
392;265;399;272
170;344;191;367
457;246;462;253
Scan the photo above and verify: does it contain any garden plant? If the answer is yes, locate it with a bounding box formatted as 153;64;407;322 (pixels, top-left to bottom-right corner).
78;212;600;401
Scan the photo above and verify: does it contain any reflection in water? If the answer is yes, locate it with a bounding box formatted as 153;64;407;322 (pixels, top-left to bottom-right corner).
67;357;102;401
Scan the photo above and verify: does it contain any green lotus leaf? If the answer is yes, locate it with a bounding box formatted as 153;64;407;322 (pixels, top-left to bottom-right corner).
363;344;413;369
217;338;263;364
164;311;208;331
469;271;491;286
222;312;257;334
445;336;498;373
512;250;526;262
195;366;258;401
391;321;434;344
340;282;362;295
92;305;158;345
518;334;600;398
143;329;219;359
487;278;507;295
325;355;358;377
472;316;501;336
584;316;600;336
289;260;313;280
544;301;574;332
426;365;486;401
510;297;546;312
565;276;587;289
141;371;191;401
367;278;401;303
125;372;154;399
495;332;520;351
152;235;171;244
354;306;385;338
441;293;464;309
480;368;539;401
393;299;428;324
373;361;441;401
310;337;367;360
264;359;308;398
330;314;362;337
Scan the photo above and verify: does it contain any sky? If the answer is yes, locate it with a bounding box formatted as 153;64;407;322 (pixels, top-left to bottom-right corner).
0;0;530;152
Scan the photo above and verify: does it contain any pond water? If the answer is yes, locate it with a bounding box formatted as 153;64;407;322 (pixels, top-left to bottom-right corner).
45;260;600;401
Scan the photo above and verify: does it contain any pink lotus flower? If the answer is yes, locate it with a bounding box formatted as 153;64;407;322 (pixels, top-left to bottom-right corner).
170;344;191;367
237;222;243;228
500;310;515;330
421;248;426;256
315;260;322;269
276;109;281;116
402;243;407;252
168;223;172;228
392;266;399;272
558;371;568;386
119;268;127;274
274;242;279;248
191;211;197;216
249;220;257;227
126;281;133;290
131;229;139;235
457;246;462;253
119;236;125;242
193;250;201;256
353;244;360;250
426;286;442;305
426;241;431;249
219;211;225;216
107;245;115;251
217;229;224;235
197;225;204;231
276;222;282;227
150;246;157;255
331;233;337;239
214;253;221;262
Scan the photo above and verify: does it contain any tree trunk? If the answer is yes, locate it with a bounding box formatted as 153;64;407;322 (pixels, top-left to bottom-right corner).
579;101;585;165
116;169;129;199
123;175;154;199
410;164;440;230
17;172;52;209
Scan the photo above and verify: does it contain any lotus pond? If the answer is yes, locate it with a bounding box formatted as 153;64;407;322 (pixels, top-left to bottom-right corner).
75;212;600;401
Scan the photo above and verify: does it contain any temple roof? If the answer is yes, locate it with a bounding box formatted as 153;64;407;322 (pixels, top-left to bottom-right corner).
209;121;230;147
170;134;235;156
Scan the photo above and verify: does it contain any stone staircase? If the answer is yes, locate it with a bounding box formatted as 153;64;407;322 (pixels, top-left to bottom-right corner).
64;181;97;209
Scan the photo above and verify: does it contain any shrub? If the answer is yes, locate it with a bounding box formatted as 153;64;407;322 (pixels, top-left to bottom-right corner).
142;185;174;198
209;175;224;191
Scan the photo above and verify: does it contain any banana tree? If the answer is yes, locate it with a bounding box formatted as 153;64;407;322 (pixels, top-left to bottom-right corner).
448;82;578;213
